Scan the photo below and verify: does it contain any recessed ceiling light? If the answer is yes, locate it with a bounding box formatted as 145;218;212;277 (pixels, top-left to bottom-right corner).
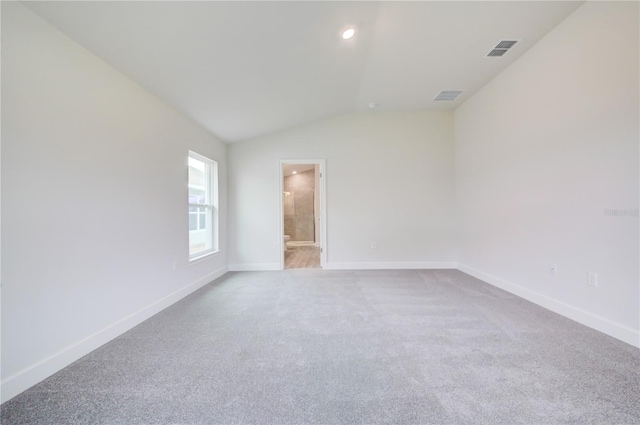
342;28;355;40
292;171;297;175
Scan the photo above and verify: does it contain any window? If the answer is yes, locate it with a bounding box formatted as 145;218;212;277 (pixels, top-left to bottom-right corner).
188;151;218;260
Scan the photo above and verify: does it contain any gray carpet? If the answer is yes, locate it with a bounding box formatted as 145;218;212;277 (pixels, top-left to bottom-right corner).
2;269;639;424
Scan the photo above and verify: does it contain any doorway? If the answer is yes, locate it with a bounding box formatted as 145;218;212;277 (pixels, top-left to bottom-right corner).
279;160;326;269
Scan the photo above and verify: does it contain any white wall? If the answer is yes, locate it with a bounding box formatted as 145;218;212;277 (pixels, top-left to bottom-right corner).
228;110;456;270
455;2;639;346
3;0;637;406
1;3;228;402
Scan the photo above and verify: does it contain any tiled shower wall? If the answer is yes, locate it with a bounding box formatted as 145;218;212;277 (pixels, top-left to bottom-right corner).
283;169;315;242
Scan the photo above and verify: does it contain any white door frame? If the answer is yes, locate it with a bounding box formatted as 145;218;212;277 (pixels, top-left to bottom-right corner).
279;159;327;269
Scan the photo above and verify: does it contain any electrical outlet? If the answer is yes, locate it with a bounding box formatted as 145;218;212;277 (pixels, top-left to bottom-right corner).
173;261;178;271
549;265;557;276
587;271;598;287
371;242;377;249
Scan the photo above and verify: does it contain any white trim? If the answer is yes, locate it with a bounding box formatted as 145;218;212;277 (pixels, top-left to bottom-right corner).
228;263;280;271
6;261;635;404
279;159;327;270
457;263;640;348
325;261;458;270
0;266;228;403
188;250;220;266
188;150;219;260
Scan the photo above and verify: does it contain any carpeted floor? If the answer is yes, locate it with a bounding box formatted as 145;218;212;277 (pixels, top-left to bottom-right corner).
2;269;639;424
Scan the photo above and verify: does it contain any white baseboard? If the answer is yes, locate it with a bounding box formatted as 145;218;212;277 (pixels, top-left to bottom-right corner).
5;261;636;404
457;263;640;348
0;265;228;403
325;261;458;270
228;263;280;271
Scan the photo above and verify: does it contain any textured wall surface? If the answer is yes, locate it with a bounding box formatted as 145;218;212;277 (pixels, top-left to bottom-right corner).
229;110;456;268
455;1;639;344
2;2;228;401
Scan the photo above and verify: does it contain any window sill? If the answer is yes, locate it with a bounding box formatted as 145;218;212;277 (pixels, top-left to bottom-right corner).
189;250;220;266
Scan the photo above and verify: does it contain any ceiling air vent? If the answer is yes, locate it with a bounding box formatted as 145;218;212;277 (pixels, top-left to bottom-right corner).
487;40;519;58
434;90;463;102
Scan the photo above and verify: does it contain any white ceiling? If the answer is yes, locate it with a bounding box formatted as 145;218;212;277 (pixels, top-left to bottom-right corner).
25;1;582;143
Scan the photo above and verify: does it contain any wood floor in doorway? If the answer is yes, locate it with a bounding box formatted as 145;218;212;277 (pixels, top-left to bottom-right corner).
285;246;320;269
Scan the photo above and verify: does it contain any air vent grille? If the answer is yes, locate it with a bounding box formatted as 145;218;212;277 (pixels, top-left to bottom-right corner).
495;40;518;49
486;40;519;58
487;49;507;57
434;90;463;101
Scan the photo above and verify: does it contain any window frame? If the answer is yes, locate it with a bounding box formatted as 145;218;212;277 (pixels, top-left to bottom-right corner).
188;150;219;261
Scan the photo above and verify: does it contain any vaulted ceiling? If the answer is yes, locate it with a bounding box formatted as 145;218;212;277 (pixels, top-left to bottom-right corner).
25;1;582;143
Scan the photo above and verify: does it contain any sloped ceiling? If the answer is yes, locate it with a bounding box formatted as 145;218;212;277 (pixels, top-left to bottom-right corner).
25;1;582;143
